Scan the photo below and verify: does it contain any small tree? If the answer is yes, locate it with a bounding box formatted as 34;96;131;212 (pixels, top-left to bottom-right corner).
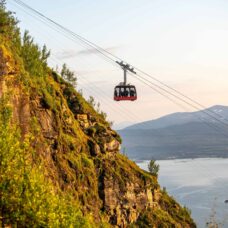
148;160;159;177
61;63;77;87
88;95;96;108
41;44;50;66
87;96;110;123
21;30;50;77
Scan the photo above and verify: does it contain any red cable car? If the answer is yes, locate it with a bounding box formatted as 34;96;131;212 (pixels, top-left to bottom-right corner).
114;84;137;101
114;61;137;101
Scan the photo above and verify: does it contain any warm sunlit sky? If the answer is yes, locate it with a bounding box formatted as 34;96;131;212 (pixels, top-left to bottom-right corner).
6;0;228;128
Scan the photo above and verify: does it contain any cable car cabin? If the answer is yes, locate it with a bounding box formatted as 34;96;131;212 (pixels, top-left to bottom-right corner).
114;85;137;101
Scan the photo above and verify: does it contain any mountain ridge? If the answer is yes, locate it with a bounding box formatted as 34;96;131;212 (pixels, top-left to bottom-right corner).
119;106;228;160
124;105;228;130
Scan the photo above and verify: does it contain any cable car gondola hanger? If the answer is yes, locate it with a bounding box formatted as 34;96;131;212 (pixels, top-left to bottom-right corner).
12;0;228;137
114;61;137;101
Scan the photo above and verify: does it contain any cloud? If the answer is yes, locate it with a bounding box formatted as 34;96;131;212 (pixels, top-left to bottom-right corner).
55;46;120;60
77;46;120;56
55;50;78;60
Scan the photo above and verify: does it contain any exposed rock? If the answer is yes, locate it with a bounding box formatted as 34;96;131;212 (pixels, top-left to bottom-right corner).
0;46;17;76
0;42;196;228
104;138;120;152
88;139;101;156
76;113;90;128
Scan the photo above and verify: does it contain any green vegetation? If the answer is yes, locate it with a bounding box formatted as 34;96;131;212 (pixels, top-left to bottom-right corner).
0;0;20;50
61;63;77;87
21;31;50;78
0;96;94;227
88;96;107;119
158;190;195;226
148;160;160;177
0;1;195;227
134;191;195;228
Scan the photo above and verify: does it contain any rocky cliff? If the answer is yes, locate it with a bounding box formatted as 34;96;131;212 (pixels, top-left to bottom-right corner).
0;4;196;227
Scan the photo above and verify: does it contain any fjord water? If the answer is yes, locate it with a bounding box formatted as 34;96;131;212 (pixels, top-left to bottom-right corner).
137;158;228;227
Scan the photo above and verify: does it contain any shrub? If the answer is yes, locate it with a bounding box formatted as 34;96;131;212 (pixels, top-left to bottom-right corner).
61;63;77;87
87;126;97;137
148;160;159;177
41;90;53;109
21;30;50;78
0;1;21;49
0;96;94;227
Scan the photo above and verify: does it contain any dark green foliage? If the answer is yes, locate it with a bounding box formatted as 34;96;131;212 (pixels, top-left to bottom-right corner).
88;95;96;108
115;133;122;144
41;89;53;109
52;70;65;84
61;63;77;87
148;160;159;177
0;3;21;61
100;110;107;120
94;123;106;135
21;30;50;78
87;126;97;137
41;44;50;64
0;2;14;33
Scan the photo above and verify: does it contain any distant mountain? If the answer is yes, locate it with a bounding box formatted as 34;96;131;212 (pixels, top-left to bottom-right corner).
113;121;135;130
125;105;228;130
119;105;228;160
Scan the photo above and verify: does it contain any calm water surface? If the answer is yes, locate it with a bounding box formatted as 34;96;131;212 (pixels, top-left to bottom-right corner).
137;158;228;228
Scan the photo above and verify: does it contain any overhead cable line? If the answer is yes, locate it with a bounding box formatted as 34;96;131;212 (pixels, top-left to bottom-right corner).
11;0;228;123
133;71;228;129
10;0;117;64
8;0;228;188
8;2;157;129
134;67;228;124
133;73;228;137
9;0;228;132
9;0;194;127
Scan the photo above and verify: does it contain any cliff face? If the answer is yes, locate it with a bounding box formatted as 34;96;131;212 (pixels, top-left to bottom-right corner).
0;10;196;227
0;44;196;228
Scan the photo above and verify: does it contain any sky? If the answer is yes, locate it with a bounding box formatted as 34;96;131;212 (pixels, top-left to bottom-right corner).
6;0;228;129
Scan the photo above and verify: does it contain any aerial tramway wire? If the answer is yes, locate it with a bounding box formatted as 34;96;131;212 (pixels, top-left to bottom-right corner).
133;71;228;129
8;1;164;130
50;55;146;126
50;45;227;135
8;0;228;195
10;0;117;64
11;0;228;124
8;0;194;128
9;0;228;133
50;46;228;137
132;72;228;137
50;49;228;136
134;67;228;124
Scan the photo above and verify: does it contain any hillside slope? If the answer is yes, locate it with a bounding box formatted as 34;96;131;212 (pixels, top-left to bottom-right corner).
0;4;195;227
